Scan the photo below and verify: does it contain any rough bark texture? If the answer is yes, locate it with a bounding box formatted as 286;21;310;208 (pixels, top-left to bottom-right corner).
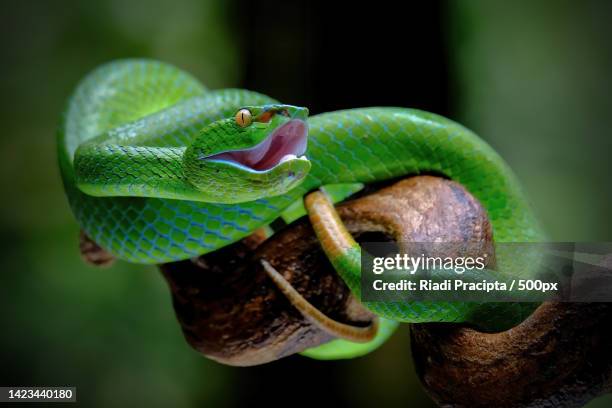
411;259;612;408
79;230;115;267
160;223;356;366
160;175;492;366
158;175;612;406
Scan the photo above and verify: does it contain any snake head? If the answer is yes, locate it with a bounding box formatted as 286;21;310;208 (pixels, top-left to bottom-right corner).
183;104;311;203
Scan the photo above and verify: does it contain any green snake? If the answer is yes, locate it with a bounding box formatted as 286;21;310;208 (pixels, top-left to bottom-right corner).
58;59;544;359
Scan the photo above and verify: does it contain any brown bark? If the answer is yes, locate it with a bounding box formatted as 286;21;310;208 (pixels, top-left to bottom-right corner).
79;230;115;267
158;175;612;406
411;263;612;408
159;175;491;365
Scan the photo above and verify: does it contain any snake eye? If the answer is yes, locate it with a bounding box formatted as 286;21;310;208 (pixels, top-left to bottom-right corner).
235;109;252;127
278;109;290;117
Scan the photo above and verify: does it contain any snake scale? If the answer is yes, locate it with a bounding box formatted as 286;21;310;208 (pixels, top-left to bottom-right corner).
58;59;544;357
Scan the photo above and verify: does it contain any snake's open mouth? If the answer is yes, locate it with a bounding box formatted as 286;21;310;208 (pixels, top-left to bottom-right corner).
203;120;308;171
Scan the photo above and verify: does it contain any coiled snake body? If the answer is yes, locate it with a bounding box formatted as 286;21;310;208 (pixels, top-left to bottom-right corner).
59;60;543;354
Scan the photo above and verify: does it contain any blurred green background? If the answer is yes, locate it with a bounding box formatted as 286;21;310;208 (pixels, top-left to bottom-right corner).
0;0;610;407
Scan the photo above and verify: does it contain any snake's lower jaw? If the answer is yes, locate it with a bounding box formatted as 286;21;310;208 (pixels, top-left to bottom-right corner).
244;156;312;201
189;156;311;204
275;155;311;187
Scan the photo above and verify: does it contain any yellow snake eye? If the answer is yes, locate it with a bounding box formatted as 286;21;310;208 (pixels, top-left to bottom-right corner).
235;109;252;127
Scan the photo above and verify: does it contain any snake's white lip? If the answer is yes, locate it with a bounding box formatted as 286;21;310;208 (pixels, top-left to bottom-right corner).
202;119;308;172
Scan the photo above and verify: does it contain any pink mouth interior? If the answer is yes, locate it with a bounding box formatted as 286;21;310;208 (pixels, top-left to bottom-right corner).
204;120;307;171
